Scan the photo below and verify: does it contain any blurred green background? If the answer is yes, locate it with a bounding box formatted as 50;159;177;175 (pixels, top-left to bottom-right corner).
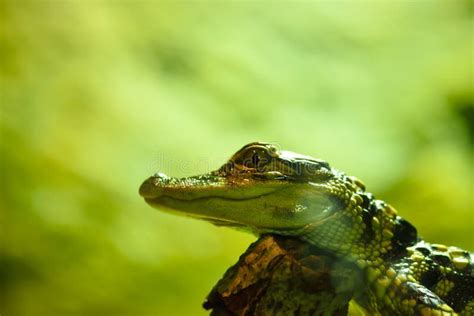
1;1;472;315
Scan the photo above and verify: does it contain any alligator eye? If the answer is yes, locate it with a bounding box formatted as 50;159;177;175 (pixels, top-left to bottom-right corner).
251;152;261;168
234;147;273;172
248;150;272;171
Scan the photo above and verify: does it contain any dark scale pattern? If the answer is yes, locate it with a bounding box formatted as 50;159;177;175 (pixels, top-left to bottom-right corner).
444;270;474;313
419;263;442;289
406;282;447;310
359;192;374;209
360;209;375;241
415;246;432;256
392;216;418;250
394;242;474;315
432;253;453;267
358;193;379;242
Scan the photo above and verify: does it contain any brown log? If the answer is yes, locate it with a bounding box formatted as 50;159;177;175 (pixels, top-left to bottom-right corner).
204;235;361;316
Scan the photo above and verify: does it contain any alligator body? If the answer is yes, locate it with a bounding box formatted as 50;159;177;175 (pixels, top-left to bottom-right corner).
139;142;473;315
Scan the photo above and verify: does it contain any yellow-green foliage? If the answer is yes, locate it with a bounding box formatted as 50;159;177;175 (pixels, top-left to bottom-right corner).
1;1;472;315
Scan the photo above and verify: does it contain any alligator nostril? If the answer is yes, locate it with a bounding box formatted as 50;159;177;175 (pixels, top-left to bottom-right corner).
153;172;170;179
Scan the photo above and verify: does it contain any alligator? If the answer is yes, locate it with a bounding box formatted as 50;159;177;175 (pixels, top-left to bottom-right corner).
139;142;473;315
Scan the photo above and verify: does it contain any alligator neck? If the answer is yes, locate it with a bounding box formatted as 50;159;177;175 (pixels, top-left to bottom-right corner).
296;192;419;264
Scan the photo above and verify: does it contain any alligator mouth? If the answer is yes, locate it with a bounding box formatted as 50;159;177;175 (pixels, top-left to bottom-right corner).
139;172;287;201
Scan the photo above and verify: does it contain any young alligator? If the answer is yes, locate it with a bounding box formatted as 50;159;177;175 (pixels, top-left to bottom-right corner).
139;142;473;315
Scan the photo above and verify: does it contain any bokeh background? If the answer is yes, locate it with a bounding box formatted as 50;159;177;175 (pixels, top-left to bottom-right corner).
1;1;472;315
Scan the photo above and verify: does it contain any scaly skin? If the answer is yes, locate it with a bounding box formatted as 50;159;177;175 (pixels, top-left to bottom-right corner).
139;142;473;315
